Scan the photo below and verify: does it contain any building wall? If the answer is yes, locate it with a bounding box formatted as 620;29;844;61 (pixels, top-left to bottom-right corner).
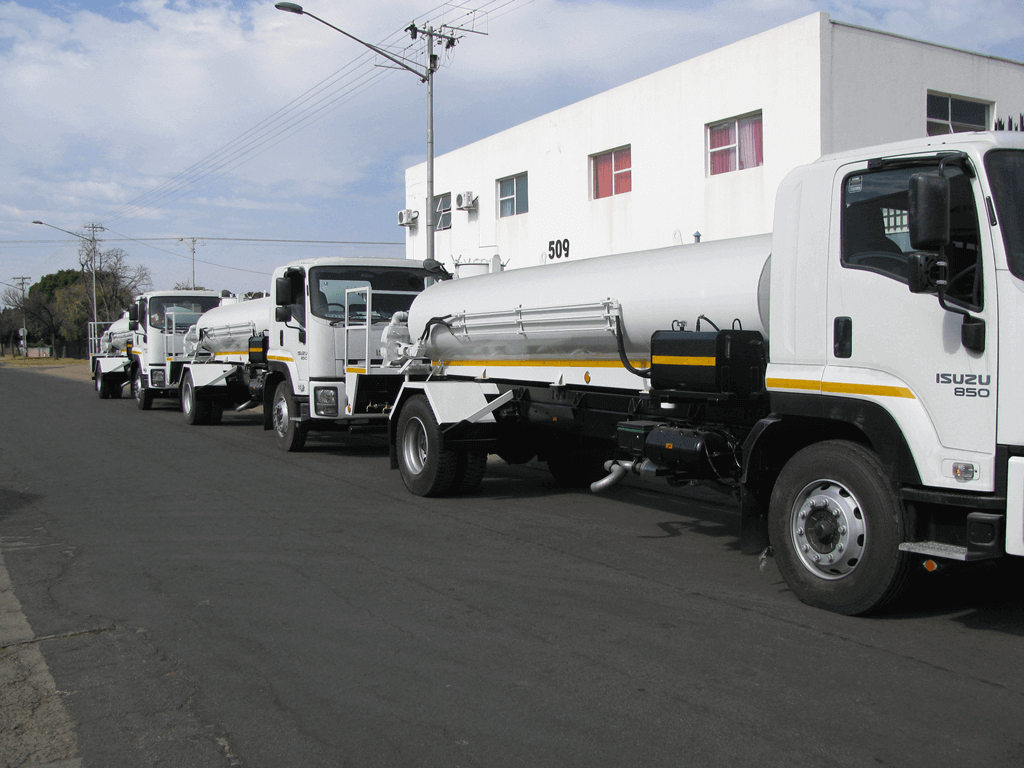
825;22;1024;154
404;12;1024;272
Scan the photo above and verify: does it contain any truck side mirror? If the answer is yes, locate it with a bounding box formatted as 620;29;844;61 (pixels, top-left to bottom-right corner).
275;277;291;306
909;173;950;250
128;305;138;322
275;305;292;323
906;253;944;294
128;320;138;331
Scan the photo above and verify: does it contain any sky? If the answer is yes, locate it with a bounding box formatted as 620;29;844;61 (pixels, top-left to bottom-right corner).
2;0;1023;297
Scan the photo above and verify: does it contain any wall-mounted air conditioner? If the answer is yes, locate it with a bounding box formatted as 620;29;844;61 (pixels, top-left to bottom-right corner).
456;192;477;211
398;209;419;227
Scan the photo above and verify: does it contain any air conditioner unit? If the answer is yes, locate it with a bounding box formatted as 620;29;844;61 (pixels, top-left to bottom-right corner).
398;209;419;227
456;192;477;211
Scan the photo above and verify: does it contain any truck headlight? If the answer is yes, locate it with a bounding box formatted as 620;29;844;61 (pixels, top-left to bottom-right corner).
314;386;339;417
150;369;166;387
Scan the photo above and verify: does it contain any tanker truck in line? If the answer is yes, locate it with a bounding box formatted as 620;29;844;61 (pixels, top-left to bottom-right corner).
91;290;227;402
173;257;448;450
379;131;1024;615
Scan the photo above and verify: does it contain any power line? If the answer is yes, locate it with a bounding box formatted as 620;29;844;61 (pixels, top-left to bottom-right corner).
98;0;517;226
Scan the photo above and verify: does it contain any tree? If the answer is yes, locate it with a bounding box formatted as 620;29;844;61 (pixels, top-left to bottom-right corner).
174;280;208;290
0;248;152;359
78;244;152;324
0;307;22;356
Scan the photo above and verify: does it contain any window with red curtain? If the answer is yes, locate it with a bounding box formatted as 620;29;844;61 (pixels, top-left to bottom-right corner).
592;146;631;199
708;112;762;175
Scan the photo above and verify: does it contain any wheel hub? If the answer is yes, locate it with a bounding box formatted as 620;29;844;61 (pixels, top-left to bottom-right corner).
790;480;867;580
274;396;289;437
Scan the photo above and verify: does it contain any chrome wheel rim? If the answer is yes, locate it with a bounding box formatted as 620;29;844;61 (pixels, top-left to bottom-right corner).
401;416;428;475
182;381;193;414
273;394;289;438
790;479;867;580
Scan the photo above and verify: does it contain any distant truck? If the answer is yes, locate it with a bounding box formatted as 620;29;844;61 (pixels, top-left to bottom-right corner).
381;131;1024;614
90;315;131;398
90;290;226;402
175;257;447;450
122;290;227;410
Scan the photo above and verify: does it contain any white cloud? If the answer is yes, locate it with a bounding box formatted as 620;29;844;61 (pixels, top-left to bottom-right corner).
1;0;1022;294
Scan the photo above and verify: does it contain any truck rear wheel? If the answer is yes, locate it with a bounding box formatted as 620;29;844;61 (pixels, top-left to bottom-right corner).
133;369;153;411
396;395;461;497
96;374;111;399
769;440;911;615
181;372;211;425
272;380;307;452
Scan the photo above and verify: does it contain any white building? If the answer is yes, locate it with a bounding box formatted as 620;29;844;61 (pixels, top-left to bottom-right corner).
403;12;1024;273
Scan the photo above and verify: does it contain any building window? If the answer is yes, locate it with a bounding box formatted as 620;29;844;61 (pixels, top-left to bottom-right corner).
592;146;631;199
435;193;451;231
927;93;988;135
707;112;763;176
498;173;528;217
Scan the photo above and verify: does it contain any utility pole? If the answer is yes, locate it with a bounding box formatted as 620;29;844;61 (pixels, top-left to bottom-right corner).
83;223;104;325
178;238;201;287
13;275;30;355
274;4;461;265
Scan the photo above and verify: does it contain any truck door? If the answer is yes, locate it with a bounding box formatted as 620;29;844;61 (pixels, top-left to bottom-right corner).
277;269;310;389
825;160;998;490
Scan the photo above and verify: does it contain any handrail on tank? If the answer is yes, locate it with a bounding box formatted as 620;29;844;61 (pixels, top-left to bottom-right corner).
343;287;420;374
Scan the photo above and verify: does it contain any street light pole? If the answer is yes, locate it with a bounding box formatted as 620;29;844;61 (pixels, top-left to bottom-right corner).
274;3;456;264
32;220;102;326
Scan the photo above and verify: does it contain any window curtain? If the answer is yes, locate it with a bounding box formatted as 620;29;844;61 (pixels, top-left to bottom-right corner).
708;122;735;175
594;152;613;199
738;115;763;169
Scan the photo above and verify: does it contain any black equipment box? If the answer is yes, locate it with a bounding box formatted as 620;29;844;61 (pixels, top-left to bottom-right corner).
650;330;766;394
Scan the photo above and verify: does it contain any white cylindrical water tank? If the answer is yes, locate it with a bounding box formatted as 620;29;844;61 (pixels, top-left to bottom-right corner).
410;235;771;363
193;297;273;354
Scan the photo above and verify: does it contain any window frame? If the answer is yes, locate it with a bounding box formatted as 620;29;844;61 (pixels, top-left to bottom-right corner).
434;192;452;232
590;145;632;200
839;162;984;311
707;111;763;176
497;173;528;218
926;92;989;136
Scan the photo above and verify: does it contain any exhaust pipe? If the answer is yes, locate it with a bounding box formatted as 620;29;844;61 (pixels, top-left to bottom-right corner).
590;460;633;493
234;399;261;412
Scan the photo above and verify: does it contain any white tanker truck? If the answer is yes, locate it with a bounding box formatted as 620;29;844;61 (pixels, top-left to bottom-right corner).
91;315;133;398
124;290;229;410
384;131;1024;615
174;256;448;450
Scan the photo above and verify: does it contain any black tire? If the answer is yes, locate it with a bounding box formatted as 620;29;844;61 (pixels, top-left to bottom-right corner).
272;380;307;452
110;379;123;399
96;374;111;399
396;395;461;497
768;440;911;615
547;448;610;489
181;373;211;425
133;368;153;411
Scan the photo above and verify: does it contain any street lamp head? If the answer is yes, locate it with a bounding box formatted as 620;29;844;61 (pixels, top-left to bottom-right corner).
275;2;304;14
32;220;43;225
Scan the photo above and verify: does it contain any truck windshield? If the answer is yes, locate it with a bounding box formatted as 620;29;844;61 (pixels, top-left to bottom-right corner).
984;149;1024;280
148;296;221;331
308;267;432;323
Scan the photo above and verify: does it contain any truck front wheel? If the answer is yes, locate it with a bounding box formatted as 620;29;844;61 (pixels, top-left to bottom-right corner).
133;369;153;411
769;440;911;615
272;381;307;452
181;372;211;425
396;395;461;497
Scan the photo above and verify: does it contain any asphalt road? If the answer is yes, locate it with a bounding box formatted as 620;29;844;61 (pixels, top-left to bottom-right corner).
1;365;1023;768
